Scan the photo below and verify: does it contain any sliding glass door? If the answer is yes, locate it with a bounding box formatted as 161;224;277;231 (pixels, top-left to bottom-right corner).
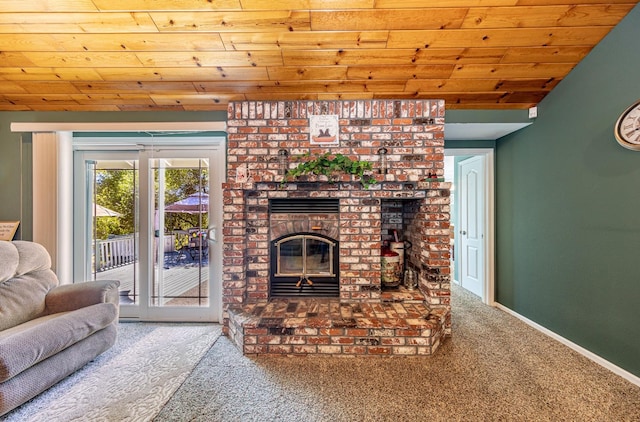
74;143;224;322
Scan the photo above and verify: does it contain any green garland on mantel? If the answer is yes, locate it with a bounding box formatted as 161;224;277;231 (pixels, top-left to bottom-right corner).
281;152;377;189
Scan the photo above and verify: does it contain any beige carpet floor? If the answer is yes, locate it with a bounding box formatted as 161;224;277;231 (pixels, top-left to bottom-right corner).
156;285;640;421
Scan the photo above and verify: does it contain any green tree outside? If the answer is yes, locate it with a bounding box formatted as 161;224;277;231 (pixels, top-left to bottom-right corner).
94;166;208;240
95;169;136;240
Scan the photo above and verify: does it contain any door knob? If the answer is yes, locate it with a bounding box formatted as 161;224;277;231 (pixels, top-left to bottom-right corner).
460;230;467;235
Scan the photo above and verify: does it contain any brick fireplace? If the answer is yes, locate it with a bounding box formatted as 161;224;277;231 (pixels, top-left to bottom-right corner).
223;99;451;356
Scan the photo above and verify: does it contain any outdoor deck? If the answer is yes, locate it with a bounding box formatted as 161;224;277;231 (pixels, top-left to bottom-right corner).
95;253;209;305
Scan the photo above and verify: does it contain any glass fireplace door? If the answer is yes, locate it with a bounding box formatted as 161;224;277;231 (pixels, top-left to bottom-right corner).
271;234;339;297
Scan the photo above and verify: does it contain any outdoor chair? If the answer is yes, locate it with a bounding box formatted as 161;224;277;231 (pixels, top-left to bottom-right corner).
186;229;208;261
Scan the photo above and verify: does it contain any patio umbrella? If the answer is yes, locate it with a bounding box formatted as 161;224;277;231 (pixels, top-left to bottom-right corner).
93;203;122;217
164;192;209;214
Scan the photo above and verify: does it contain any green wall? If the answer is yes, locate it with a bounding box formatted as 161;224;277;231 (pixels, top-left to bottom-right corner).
0;111;225;239
496;4;640;376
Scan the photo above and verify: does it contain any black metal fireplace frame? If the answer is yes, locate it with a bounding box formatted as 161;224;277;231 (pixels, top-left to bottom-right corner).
269;232;340;298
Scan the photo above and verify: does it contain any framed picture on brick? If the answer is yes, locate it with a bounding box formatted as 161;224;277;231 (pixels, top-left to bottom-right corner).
310;114;339;145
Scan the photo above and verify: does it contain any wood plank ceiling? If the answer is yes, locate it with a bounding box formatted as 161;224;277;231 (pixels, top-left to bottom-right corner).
0;0;636;111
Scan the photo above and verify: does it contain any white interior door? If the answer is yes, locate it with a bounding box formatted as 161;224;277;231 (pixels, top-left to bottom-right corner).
459;156;484;298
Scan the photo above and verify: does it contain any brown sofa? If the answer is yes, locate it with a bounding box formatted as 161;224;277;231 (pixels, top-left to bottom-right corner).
0;240;120;416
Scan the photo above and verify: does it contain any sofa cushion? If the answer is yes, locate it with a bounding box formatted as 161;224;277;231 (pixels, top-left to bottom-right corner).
0;302;118;383
0;241;19;284
12;241;52;277
0;241;59;331
0;272;59;332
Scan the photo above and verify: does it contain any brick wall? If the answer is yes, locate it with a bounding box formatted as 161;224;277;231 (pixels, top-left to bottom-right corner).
223;99;451;335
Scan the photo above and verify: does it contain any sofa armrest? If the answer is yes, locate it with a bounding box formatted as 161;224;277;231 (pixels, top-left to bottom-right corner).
45;280;120;315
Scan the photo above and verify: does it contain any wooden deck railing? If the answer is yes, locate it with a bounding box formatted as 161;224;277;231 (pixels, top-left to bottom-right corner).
96;235;136;271
96;234;176;272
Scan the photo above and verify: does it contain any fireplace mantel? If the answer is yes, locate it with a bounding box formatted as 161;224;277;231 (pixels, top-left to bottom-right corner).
241;180;450;200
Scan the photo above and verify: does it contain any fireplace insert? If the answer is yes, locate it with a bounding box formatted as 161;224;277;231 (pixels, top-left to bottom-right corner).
270;232;339;297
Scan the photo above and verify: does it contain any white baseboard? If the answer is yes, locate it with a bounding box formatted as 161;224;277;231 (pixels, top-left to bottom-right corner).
494;303;640;388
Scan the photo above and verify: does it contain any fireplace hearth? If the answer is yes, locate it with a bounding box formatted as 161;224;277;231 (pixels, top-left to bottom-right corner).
223;99;452;356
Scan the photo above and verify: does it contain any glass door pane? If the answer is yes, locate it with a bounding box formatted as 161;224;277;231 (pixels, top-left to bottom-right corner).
151;157;210;308
87;158;140;308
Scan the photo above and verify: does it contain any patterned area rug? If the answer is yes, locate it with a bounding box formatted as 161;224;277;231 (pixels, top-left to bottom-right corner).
1;323;222;422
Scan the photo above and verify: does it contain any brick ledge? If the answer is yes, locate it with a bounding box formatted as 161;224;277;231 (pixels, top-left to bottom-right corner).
227;298;449;356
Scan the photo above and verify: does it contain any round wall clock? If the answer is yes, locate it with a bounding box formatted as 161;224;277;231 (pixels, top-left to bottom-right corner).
614;99;640;151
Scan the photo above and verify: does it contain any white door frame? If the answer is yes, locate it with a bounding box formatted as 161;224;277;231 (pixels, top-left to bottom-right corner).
445;148;495;305
72;137;225;323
